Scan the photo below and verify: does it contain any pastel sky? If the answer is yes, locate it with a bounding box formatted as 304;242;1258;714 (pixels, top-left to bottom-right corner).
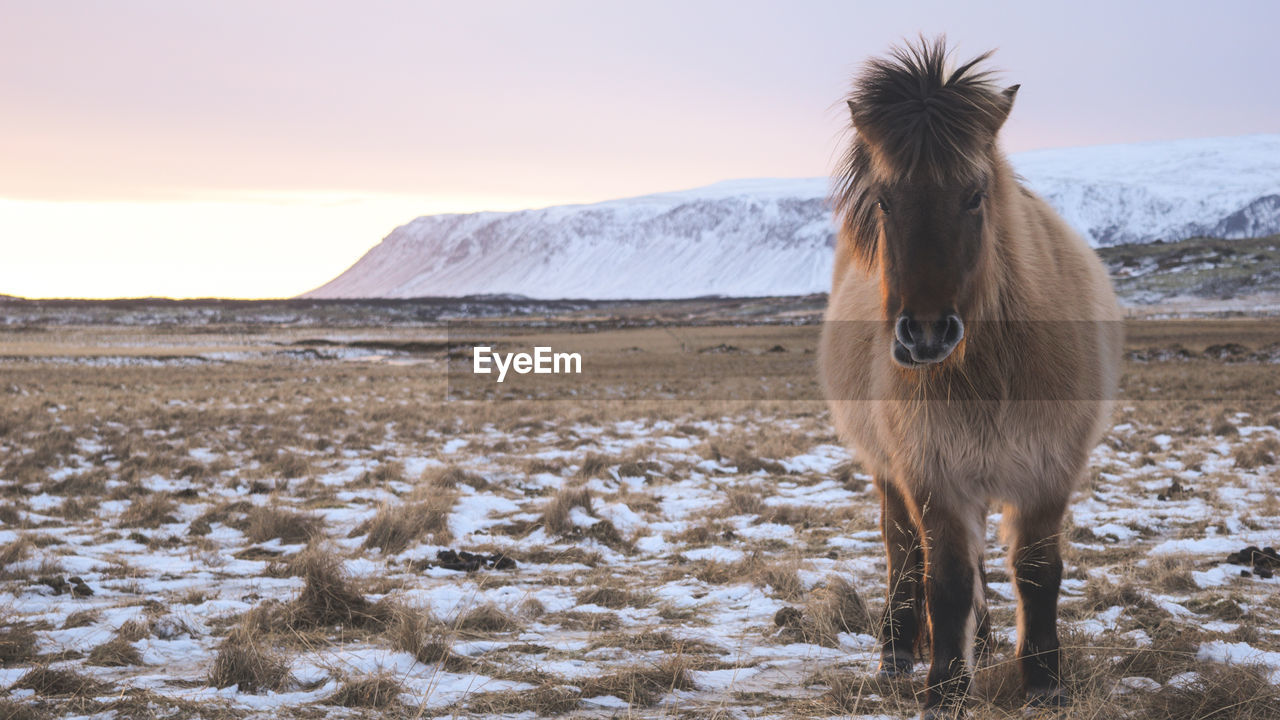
2;1;1277;298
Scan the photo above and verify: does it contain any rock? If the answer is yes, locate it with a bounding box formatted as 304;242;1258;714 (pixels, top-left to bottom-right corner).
431;549;518;573
774;606;803;628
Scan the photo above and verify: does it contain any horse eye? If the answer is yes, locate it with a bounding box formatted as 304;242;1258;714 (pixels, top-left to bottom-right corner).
876;198;890;214
966;192;984;211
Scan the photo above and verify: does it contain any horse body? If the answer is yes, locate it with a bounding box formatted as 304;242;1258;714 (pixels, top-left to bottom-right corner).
819;39;1122;718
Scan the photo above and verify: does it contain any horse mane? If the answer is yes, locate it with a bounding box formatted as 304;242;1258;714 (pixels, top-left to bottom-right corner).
833;36;1015;269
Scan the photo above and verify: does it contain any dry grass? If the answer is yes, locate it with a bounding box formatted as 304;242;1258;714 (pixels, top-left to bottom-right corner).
357;489;457;553
386;606;470;670
579;656;696;706
460;683;582;716
0;623;37;666
456;603;518;635
244;505;323;544
1134;662;1280;720
589;629;724;655
0;698;47;720
575;452;617;479
208;629;292;692
1133;554;1199;593
1234;437;1279;469
428;464;489;490
540;485;593;535
287;548;392;630
324;673;405;708
119;494;178;528
61;610;99;629
775;576;873;647
12;666;112;697
86;636;143;666
4;316;1280;719
0;537;31;567
577;582;654;609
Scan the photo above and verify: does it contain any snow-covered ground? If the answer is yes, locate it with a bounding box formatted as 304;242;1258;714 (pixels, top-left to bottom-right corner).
2;322;1279;718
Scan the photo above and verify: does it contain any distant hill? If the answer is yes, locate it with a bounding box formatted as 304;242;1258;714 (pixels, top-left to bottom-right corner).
303;134;1279;300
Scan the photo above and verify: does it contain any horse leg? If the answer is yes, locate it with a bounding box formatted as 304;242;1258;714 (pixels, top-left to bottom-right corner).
876;476;923;676
1006;501;1068;706
974;557;993;663
915;494;985;719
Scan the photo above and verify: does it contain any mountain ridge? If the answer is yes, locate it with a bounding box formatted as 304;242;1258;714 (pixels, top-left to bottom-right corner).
306;134;1280;300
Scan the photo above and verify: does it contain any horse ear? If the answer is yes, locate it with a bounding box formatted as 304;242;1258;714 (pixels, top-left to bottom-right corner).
846;100;857;123
990;84;1020;131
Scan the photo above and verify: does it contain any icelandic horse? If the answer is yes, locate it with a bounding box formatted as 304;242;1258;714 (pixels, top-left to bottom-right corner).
819;37;1122;718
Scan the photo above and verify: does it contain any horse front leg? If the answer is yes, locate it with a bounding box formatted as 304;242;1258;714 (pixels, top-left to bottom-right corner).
1006;501;1068;706
876;476;924;676
915;493;985;720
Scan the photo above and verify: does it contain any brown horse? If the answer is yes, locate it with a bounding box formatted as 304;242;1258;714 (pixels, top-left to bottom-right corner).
819;38;1123;718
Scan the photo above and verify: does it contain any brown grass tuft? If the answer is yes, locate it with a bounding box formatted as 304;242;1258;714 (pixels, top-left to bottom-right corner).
579;656;695;706
267;450;313;479
590;630;724;655
13;666;112;697
753;559;806;601
62;610;100;629
324;673;405;708
461;684;581;716
1233;437;1278;469
0;698;47;720
1136;662;1280;720
0;536;31;567
0;623;37;666
576;453;615;479
577;583;653;610
86;637;143;666
540;486;593;535
208;629;292;692
428;465;489;490
386;606;471;671
119;494;178;528
777;576;873;647
456;603;518;635
289;549;391;630
715;487;764;516
245;504;324;544
357;489;456;554
357;460;405;486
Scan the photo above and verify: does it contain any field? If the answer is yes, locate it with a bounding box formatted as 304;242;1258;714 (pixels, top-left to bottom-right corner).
2;301;1280;719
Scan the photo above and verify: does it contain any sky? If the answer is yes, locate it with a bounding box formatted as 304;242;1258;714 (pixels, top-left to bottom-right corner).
2;1;1277;299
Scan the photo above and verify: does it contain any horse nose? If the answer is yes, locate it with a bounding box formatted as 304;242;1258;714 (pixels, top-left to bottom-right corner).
894;312;964;365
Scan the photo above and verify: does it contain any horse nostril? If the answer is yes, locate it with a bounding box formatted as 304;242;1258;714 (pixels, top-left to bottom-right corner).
943;314;964;347
895;314;916;348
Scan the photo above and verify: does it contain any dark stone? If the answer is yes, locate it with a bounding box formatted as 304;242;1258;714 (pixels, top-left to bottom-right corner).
774;606;803;628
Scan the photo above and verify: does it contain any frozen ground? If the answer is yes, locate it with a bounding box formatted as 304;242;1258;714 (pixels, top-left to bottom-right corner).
2;320;1279;719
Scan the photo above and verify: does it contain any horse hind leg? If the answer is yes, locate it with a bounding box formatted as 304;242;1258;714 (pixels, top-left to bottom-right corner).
876;477;924;676
974;557;993;663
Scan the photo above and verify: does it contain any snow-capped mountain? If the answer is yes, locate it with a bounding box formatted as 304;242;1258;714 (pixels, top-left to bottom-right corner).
306;135;1280;299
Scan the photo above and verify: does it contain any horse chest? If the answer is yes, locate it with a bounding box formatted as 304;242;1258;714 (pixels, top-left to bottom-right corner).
877;400;1060;499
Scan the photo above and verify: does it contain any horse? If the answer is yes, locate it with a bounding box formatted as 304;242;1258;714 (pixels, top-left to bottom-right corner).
818;38;1123;719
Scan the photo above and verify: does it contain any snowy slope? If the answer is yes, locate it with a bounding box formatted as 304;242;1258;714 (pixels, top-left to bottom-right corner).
306;135;1280;299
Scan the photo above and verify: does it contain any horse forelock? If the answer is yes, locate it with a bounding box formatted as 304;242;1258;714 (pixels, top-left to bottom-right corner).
831;36;1012;270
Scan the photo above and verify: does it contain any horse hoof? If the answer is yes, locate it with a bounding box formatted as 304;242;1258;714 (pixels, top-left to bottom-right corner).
1026;687;1070;708
877;655;914;677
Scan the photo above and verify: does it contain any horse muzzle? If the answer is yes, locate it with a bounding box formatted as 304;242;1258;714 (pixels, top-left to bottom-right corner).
892;312;964;367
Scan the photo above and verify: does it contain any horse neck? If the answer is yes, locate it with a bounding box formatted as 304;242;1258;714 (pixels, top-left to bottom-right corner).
977;156;1029;319
968;156;1033;345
